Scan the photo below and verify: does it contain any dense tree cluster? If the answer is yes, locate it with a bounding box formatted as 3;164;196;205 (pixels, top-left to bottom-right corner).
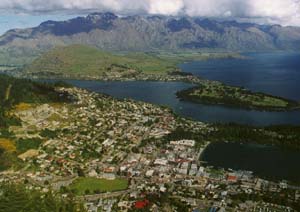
177;85;299;111
0;183;86;212
165;123;300;151
230;190;300;211
210;123;300;150
0;74;69;128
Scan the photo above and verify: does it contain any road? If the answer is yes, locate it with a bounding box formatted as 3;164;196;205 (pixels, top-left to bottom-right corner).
5;84;12;101
77;189;132;201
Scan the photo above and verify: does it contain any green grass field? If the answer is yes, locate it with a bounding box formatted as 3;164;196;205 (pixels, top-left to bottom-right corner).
24;45;244;78
69;177;128;195
0;48;38;66
25;45;177;76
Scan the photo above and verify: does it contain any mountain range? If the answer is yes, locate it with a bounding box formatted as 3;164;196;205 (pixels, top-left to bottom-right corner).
1;12;300;65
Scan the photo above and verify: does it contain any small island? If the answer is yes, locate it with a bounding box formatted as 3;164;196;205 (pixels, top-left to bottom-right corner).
177;82;300;111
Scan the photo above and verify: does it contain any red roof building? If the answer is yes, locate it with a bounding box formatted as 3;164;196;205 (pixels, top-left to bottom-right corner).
134;200;149;209
227;175;238;183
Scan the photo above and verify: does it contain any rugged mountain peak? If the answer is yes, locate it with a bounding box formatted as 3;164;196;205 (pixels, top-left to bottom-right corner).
87;12;118;22
195;18;222;32
33;12;118;36
1;13;300;57
39;20;58;27
167;17;193;32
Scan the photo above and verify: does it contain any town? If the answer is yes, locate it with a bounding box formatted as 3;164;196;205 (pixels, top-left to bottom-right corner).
0;87;299;211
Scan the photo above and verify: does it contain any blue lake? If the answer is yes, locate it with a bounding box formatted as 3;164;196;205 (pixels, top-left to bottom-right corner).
180;52;300;101
66;80;300;126
58;52;300;182
201;142;300;183
63;52;300;126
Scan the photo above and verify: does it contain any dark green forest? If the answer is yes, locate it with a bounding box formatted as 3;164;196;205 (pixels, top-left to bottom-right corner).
0;74;70;170
211;123;300;150
0;183;86;212
166;123;300;151
0;74;69;128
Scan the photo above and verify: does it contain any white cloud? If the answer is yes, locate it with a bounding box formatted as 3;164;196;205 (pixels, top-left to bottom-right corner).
247;0;300;25
183;0;248;17
148;0;184;15
0;0;300;26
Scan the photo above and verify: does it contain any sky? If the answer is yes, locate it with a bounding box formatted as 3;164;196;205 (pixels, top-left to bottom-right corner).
0;0;300;35
0;12;80;34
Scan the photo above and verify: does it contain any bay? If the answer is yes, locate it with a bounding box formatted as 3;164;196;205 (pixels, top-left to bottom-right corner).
201;142;300;183
66;80;300;126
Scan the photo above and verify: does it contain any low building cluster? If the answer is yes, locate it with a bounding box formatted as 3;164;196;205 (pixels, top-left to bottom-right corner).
1;87;299;212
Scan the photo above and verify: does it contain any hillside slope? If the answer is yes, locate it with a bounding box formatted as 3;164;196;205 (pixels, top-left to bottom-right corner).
23;45;245;79
24;45;181;77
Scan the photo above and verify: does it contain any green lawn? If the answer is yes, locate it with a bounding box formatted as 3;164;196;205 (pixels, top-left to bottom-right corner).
15;138;43;153
69;177;128;195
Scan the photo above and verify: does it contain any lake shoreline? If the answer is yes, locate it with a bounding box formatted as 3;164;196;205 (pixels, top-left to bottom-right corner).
200;141;300;184
25;66;300;113
35;78;300;126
